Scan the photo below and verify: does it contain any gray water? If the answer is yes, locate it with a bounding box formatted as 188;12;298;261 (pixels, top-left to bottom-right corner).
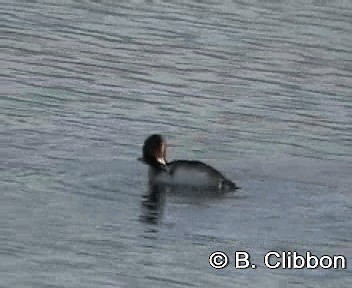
1;0;352;287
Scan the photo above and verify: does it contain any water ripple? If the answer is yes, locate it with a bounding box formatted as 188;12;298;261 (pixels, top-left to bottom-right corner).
1;1;352;287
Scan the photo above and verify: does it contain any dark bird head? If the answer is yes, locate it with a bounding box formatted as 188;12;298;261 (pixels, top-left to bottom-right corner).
140;134;167;168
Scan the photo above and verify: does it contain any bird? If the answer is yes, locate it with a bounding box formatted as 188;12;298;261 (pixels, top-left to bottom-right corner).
139;134;239;191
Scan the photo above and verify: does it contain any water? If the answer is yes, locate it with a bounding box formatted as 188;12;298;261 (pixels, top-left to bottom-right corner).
1;0;352;287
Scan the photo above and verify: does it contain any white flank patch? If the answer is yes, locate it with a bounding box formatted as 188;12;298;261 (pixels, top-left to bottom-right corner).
171;168;216;187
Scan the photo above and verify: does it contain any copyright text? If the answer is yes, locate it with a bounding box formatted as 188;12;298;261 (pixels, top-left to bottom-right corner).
209;251;347;270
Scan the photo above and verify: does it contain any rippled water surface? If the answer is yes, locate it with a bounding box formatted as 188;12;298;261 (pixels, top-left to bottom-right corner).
1;0;352;287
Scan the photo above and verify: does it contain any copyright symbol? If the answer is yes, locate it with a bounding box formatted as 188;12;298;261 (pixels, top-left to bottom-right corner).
209;251;229;269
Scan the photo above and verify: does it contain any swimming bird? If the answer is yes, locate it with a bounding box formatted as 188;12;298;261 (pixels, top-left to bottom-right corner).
140;134;239;191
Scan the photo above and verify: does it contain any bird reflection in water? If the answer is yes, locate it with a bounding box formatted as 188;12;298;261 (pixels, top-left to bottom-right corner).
140;184;166;225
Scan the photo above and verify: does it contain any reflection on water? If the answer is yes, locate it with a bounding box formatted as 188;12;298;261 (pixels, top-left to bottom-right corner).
1;0;352;287
141;185;166;225
140;183;236;225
